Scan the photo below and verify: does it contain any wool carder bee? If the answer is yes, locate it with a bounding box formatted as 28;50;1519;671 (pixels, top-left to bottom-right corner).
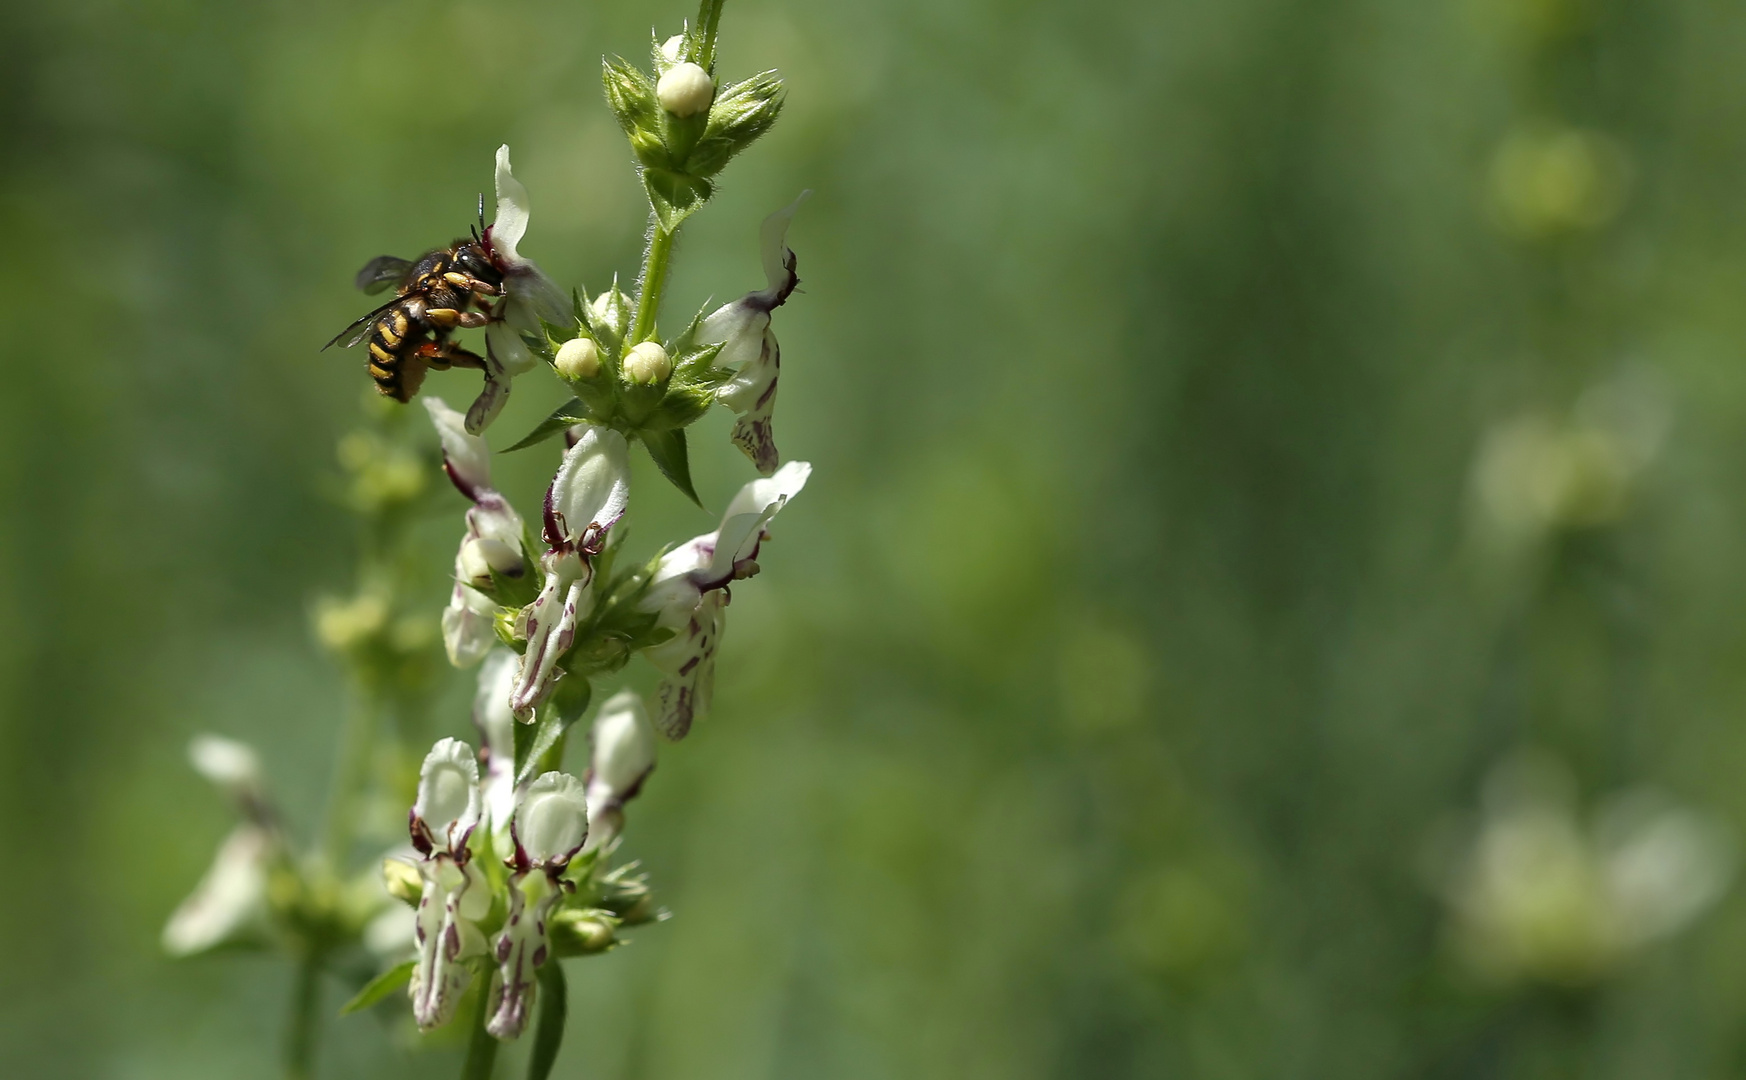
324;230;508;402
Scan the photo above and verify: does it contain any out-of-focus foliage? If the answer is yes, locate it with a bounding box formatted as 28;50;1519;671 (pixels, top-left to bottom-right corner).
5;0;1746;1076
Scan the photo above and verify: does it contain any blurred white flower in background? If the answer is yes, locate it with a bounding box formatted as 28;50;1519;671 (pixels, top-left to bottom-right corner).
1470;371;1670;547
1435;751;1732;987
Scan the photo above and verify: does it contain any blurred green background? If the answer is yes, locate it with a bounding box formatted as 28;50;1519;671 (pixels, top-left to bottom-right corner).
7;0;1746;1076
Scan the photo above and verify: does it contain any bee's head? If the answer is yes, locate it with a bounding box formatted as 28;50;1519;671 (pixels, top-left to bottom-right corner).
456;240;504;285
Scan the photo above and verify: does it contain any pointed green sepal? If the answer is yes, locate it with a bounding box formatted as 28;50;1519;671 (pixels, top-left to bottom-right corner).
641;427;701;506
689;71;785;179
506;399;592;453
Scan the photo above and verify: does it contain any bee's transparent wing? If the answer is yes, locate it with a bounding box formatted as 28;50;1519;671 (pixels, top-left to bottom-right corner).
354;255;414;294
323;297;401;351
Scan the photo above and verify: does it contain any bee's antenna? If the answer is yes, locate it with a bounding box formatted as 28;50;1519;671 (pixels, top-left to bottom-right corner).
477;193;486;233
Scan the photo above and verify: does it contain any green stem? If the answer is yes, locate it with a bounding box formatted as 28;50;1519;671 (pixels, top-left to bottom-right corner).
629;220;676;346
696;0;725;71
460;984;500;1080
285;950;322;1080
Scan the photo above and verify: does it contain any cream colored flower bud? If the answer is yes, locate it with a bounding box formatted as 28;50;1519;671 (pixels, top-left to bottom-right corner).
623;341;672;385
382;857;422;904
660;34;686;62
657;62;715;118
459;536;520;585
555;336;602;380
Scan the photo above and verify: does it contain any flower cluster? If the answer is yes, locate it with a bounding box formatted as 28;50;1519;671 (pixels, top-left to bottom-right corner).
1434;753;1733;987
165;5;810;1074
391;715;655;1038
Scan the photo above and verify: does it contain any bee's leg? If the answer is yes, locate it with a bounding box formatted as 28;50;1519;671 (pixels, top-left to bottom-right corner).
444;272;501;296
415;340;488;372
426;307;491;330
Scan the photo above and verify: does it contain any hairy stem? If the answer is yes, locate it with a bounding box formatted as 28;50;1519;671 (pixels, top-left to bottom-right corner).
460;985;500;1080
630;220;676;345
696;0;725;71
285;950;322;1080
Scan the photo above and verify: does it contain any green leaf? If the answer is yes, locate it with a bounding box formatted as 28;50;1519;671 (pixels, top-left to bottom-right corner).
506;399;590;452
339;961;414;1017
643;168;713;232
641;427;701;506
515;676;592;785
527;963;568;1080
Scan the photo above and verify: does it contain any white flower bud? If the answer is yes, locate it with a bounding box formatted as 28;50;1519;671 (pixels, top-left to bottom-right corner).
591;691;656;798
623;341;672;385
554;336;602;380
660;34;686;62
657;62;715;118
459;536;521;586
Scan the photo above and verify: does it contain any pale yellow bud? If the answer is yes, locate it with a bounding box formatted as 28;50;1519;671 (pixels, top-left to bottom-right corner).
554;336;602;380
656;62;714;118
623;341;672;385
382;857;421;905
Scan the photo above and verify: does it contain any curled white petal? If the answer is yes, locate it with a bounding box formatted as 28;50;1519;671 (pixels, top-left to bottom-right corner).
514;772;591;866
700;194;807;475
492;145;531;266
707;461;812;584
424;398;492;498
413;738;482;855
162;824;273;957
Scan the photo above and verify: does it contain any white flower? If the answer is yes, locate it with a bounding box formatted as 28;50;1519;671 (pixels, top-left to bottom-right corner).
488;772;590;1039
468;145;567;433
637;461;810;737
427;400;527;667
163;823;274;957
408;739;492;1031
509;424;632;719
164;735;281;957
472;649;521;844
700;193;808;475
1441;754;1733;986
583;690;658;850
